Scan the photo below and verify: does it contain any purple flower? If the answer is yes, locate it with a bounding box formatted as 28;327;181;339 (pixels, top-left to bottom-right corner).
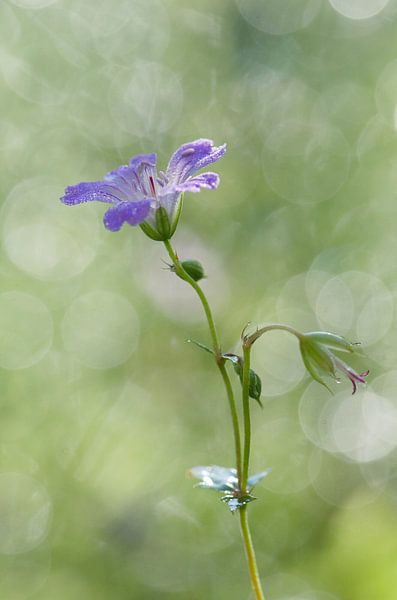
61;139;226;239
299;331;369;394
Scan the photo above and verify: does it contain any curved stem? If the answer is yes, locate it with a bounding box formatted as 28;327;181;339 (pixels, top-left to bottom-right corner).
241;344;252;493
163;240;220;353
240;506;265;600
245;323;302;348
163;239;242;482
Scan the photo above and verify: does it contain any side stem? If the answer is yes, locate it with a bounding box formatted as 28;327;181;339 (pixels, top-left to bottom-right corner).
241;344;252;493
240;343;265;600
163;239;242;482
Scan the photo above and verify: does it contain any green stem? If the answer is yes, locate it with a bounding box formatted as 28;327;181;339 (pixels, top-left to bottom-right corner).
163;239;264;599
240;340;265;599
163;240;220;353
246;323;302;347
241;344;252;493
163;239;242;483
219;361;242;485
240;506;265;600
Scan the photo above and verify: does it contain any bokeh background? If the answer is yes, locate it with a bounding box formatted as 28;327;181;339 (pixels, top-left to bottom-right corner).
1;0;397;598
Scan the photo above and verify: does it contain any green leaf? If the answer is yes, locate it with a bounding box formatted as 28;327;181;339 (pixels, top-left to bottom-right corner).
220;493;256;513
186;339;214;355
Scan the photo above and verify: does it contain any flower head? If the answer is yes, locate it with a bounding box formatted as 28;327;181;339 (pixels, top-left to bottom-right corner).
61;139;226;239
299;331;369;394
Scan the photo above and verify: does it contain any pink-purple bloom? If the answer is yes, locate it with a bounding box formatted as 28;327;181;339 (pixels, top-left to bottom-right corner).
61;139;226;239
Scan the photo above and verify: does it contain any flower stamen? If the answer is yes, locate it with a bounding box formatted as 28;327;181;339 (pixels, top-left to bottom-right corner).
149;175;157;197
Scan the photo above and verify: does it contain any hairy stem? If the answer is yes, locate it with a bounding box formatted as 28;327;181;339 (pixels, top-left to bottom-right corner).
240;344;265;599
163;239;242;482
241;344;252;493
240;506;265;600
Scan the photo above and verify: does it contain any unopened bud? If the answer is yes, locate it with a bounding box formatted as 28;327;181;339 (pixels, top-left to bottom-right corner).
179;259;205;282
224;354;262;406
300;331;368;395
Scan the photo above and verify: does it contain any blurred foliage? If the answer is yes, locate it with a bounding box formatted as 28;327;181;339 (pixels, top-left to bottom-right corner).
1;0;397;598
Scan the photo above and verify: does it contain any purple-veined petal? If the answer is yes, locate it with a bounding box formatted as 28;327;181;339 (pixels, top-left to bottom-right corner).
174;172;220;193
166;139;226;184
61;181;124;205
105;153;158;199
103;199;152;232
129;153;157;171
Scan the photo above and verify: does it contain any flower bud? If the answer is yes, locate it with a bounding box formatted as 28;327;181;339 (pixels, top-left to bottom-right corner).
224;354;262;406
303;331;356;353
299;331;368;394
243;367;262;405
180;260;205;282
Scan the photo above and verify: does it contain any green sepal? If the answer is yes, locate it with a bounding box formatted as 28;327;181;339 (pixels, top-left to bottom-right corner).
304;331;355;353
186;339;214;355
300;341;333;394
304;339;337;377
169;193;184;238
155;206;171;240
139;220;165;241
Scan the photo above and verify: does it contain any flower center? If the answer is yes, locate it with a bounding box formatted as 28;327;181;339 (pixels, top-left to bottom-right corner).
148;175;157;197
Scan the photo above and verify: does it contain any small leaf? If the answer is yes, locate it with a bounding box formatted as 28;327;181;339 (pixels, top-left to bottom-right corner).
222;353;240;365
186;339;214;355
247;469;271;489
189;466;238;491
221;493;256;513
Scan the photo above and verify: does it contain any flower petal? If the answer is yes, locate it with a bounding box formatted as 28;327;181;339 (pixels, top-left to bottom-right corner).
103;200;152;232
106;153;158;198
174;172;220;193
61;181;124;205
166;139;226;184
128;153;157;170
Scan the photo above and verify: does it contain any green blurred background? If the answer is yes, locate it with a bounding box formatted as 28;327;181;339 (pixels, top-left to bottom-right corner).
1;0;397;598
